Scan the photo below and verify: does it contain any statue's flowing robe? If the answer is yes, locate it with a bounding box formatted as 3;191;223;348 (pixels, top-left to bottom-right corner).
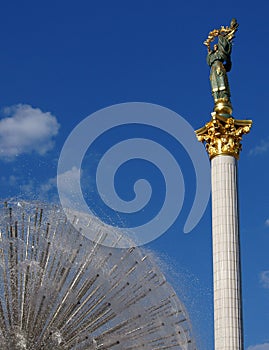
207;36;232;100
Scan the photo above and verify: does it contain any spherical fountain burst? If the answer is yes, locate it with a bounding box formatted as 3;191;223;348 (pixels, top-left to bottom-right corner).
0;200;196;349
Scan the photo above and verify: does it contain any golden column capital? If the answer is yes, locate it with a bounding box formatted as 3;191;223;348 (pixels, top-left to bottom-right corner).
195;113;252;160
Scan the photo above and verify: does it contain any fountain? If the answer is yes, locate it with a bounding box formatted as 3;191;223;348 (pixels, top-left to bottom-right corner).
0;200;196;349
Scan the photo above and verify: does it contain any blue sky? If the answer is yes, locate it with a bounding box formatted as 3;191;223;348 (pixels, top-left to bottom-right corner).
0;1;268;349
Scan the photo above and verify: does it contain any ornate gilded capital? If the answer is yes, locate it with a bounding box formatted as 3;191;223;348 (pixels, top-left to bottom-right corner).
195;113;252;159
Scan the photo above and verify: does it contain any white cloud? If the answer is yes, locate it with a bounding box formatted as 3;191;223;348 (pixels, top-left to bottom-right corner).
265;219;269;227
57;166;82;208
0;104;60;159
249;139;269;156
39;176;57;194
57;166;81;193
1;175;18;187
1;172;59;202
248;343;269;350
260;270;269;289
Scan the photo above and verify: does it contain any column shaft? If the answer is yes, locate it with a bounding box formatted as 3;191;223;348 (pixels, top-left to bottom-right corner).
211;155;243;350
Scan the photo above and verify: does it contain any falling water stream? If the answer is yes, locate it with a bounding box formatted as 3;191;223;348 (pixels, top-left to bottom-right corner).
0;200;196;349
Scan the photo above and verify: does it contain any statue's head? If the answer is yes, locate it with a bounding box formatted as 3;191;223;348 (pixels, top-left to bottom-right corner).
213;44;218;52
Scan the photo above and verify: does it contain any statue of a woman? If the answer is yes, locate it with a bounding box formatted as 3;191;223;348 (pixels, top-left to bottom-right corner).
204;19;239;115
207;35;232;102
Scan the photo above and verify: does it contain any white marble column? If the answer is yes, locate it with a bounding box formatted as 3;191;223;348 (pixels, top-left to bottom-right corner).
211;155;243;350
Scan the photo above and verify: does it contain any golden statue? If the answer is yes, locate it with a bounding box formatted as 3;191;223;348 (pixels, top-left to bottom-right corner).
204;18;239;116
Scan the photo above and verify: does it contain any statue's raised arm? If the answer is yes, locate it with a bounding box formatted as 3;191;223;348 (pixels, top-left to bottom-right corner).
204;18;239;116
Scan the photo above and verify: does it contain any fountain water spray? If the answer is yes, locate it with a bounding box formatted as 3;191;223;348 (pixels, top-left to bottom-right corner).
0;200;196;349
